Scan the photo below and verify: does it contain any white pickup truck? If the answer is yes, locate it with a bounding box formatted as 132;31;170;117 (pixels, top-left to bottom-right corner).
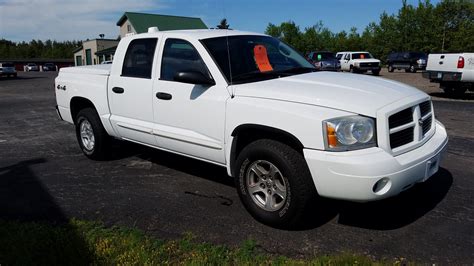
337;51;381;75
423;53;474;95
55;29;448;227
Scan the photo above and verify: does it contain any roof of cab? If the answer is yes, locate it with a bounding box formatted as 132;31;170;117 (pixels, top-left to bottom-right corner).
123;29;268;41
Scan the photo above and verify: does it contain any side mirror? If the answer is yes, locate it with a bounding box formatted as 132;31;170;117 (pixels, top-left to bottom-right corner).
174;71;215;86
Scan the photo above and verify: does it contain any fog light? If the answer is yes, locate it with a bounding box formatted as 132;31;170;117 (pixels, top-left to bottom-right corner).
372;177;391;195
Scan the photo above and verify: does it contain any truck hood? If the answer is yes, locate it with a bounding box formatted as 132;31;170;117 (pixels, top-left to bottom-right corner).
352;59;380;64
232;72;425;117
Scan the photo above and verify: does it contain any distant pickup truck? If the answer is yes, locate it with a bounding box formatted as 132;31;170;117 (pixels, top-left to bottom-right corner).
55;28;448;227
337;51;381;75
423;53;474;95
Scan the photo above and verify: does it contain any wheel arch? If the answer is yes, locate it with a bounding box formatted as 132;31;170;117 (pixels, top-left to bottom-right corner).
70;97;97;122
229;124;304;177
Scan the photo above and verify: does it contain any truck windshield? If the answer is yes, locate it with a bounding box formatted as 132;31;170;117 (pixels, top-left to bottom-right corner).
313;52;335;61
352;53;373;59
201;35;314;84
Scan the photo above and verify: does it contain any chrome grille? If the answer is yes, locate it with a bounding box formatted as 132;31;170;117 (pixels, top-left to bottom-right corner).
360;62;379;68
388;100;433;151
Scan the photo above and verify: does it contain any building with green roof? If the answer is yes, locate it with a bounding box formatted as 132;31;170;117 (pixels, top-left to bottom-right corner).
73;12;207;66
117;12;208;38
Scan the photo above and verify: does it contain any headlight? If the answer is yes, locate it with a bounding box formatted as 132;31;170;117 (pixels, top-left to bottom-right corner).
323;116;376;151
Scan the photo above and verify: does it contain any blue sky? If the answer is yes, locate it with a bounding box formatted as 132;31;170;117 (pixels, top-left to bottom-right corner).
0;0;441;41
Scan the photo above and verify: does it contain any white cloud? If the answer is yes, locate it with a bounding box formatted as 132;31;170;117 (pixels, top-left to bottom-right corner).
0;0;166;41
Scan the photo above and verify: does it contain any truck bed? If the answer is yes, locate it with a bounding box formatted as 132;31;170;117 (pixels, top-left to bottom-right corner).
60;64;111;76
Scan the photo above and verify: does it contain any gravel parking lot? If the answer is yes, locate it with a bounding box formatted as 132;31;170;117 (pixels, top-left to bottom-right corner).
0;70;473;264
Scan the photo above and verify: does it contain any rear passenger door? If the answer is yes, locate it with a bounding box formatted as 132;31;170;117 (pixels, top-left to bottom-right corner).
108;37;159;146
152;38;228;164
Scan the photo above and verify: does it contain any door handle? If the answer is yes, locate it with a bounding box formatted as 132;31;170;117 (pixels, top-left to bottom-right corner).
112;87;124;94
156;92;172;100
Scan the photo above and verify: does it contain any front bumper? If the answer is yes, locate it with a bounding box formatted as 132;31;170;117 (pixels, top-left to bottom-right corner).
303;121;448;202
354;66;381;71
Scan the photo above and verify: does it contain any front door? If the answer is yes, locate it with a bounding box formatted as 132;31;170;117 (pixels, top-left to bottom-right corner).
341;53;351;71
108;37;159;146
152;38;228;164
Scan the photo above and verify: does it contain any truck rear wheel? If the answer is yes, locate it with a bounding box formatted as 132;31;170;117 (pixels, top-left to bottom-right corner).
234;139;317;228
75;108;111;160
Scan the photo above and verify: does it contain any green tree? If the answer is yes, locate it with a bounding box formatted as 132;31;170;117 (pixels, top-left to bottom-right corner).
217;18;230;29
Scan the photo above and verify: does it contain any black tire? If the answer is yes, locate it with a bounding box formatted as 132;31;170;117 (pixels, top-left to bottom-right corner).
350;65;358;73
234;139;317;228
409;65;416;73
74;107;111;160
388;65;394;72
372;69;380;76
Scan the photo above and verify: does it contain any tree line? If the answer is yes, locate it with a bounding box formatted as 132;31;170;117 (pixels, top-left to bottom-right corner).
265;0;473;61
0;39;81;59
0;0;472;61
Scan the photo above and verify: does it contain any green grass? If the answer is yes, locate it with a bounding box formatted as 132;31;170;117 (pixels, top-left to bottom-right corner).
0;219;404;265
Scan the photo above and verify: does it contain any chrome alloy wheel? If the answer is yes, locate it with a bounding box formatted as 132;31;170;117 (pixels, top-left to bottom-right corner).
80;119;95;151
246;160;287;212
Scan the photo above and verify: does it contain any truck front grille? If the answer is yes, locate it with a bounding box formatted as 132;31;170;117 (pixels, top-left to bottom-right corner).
360;62;379;68
390;127;414;149
388;100;433;151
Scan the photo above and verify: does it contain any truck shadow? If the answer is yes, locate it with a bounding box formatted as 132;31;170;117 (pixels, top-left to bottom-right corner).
429;92;474;100
128;143;453;231
0;158;94;264
331;167;453;230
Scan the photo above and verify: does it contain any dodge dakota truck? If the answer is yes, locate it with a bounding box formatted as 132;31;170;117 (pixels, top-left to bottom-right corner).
55;28;448;227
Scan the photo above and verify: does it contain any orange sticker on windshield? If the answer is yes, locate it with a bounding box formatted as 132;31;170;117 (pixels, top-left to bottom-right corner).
253;45;273;72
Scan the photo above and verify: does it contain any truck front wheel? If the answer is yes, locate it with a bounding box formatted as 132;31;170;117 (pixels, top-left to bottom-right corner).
75;108;111;160
234;139;317;228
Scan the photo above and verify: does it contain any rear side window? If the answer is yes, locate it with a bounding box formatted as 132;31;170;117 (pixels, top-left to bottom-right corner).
122;38;157;79
160;39;210;81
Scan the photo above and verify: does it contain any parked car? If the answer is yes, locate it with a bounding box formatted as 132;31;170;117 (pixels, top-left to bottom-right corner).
339;51;381;75
0;62;17;78
306;51;340;71
43;63;57;71
387;52;427;73
55;29;448;227
423;53;474;95
26;63;39;71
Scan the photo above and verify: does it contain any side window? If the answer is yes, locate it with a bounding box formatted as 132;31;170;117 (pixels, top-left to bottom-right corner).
344;53;350;60
122;38;157;79
161;38;210;82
